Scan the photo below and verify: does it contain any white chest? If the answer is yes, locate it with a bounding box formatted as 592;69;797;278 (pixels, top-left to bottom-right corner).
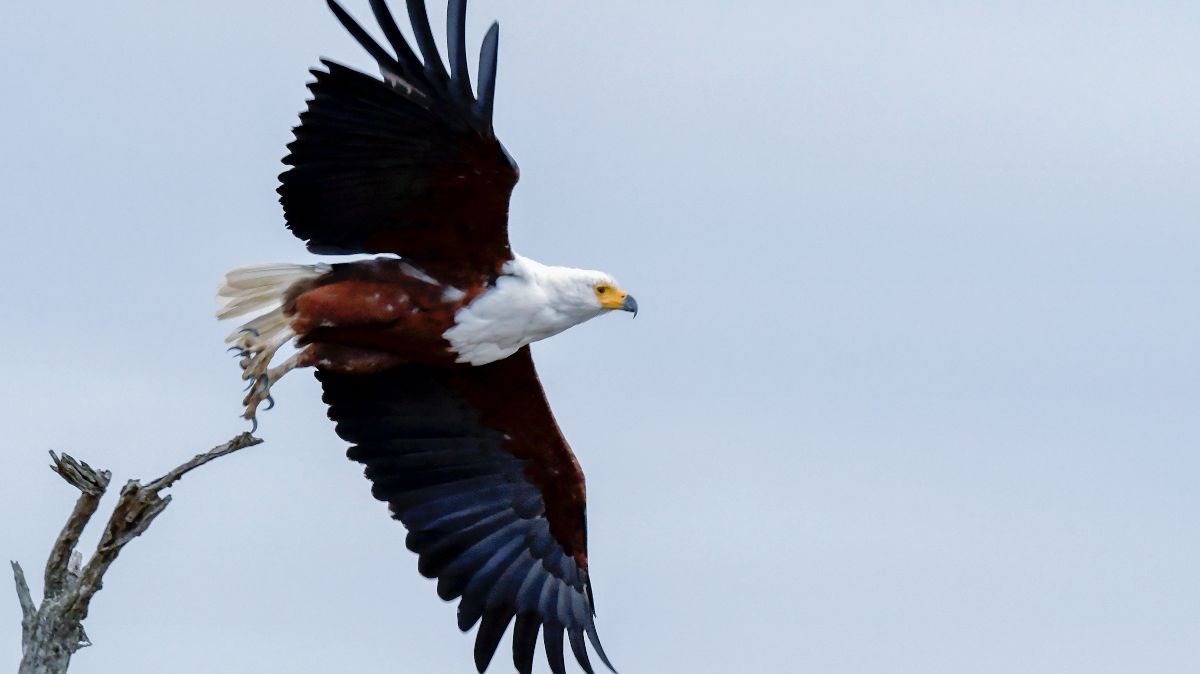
443;282;568;365
442;260;601;366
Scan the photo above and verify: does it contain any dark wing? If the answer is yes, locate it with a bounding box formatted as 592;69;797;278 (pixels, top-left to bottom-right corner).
318;347;617;674
280;0;519;274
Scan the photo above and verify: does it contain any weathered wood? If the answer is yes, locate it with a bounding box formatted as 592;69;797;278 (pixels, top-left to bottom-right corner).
11;433;262;674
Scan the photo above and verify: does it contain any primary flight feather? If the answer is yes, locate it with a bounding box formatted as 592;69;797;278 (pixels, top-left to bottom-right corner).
216;1;635;672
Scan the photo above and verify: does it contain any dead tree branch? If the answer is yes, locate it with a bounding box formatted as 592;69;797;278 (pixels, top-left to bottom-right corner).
11;432;262;674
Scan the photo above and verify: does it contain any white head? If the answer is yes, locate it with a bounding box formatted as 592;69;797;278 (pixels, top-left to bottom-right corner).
509;255;638;325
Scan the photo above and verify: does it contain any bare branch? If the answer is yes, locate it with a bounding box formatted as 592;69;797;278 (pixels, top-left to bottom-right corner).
13;432;263;674
12;561;35;648
146;432;261;491
44;453;110;597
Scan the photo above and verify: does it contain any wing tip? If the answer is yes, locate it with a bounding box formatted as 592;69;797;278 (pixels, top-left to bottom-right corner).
447;0;473;101
473;608;515;673
407;0;449;80
473;20;501;131
586;623;618;673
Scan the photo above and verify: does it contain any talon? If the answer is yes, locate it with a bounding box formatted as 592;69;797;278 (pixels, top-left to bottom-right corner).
228;346;243;354
225;323;298;433
249;416;259;433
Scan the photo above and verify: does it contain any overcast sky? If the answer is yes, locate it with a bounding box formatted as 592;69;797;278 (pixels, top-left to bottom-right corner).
2;1;1198;672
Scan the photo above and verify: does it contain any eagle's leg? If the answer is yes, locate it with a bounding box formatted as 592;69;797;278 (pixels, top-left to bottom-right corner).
236;337;413;424
241;348;311;424
234;325;299;424
235;326;296;383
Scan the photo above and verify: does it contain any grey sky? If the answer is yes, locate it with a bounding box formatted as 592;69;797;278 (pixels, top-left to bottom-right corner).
3;1;1198;672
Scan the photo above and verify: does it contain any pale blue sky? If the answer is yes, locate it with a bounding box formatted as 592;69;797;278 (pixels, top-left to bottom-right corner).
2;1;1198;673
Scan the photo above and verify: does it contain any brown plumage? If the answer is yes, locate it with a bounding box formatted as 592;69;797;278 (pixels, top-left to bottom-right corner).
289;259;484;366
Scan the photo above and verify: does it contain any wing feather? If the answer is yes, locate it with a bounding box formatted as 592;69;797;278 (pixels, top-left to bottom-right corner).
327;0;407;79
447;0;473;102
368;0;428;81
406;0;449;81
282;0;517;276
474;23;500;130
318;347;616;673
512;612;541;674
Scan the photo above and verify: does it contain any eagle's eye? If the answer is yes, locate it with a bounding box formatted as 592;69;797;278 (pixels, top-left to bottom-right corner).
596;286;608;294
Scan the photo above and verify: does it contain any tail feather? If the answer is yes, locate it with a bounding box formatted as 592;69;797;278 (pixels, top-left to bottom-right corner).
219;263;326;295
224;307;292;344
217;263;329;321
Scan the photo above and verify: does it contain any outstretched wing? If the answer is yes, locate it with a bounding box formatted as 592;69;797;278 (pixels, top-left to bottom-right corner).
318;348;617;674
280;0;519;274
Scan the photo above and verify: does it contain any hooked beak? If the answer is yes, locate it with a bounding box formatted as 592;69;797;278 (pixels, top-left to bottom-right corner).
621;294;638;317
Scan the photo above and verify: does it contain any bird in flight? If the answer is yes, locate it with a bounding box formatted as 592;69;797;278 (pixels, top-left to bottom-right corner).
216;1;634;672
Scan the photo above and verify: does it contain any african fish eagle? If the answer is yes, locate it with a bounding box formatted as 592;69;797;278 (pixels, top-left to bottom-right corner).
216;1;633;673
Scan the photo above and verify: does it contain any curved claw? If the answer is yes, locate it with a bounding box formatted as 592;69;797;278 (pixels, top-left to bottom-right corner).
239;327;260;337
227;346;243;354
249;415;259;434
263;395;275;411
244;379;256;392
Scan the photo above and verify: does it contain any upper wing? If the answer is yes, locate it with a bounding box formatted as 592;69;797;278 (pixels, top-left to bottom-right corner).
280;0;519;274
318;347;616;674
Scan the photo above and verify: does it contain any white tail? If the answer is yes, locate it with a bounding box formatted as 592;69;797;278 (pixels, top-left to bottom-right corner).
217;263;329;343
217;263;329;319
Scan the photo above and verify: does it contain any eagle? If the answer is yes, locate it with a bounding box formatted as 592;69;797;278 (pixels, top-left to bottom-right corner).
215;1;633;672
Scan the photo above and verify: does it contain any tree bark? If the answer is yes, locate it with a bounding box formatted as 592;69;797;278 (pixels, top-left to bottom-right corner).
11;433;262;674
